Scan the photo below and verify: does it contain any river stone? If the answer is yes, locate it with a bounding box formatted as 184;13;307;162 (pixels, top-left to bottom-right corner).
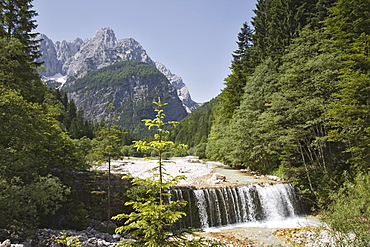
210;173;226;183
0;240;11;247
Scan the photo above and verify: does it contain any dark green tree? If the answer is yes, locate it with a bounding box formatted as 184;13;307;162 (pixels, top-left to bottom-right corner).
325;0;370;172
0;36;45;102
207;23;256;161
0;0;41;61
327;33;370;171
214;28;346;206
170;98;215;149
325;0;370;44
252;0;318;60
89;103;125;221
251;0;269;61
0;86;81;239
220;22;256;119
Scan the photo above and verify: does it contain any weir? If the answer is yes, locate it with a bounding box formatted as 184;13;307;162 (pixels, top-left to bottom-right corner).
171;183;302;229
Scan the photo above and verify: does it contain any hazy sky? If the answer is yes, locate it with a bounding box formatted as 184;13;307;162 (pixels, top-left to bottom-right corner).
33;0;257;103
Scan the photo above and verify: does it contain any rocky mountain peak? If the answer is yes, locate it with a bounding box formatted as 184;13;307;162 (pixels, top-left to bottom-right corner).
84;27;117;53
38;28;199;112
95;27;116;43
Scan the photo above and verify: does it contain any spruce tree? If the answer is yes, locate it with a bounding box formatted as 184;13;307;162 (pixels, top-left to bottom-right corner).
327;33;370;171
252;0;318;60
252;0;270;61
325;0;370;171
0;0;41;61
220;22;256;119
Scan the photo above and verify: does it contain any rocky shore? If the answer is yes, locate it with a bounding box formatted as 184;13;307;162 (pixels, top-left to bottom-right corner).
1;228;124;247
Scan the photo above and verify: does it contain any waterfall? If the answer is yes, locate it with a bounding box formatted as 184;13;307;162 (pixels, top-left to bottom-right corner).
171;183;302;229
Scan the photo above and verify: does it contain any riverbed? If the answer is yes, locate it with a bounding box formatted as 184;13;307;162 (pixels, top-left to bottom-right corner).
92;156;322;246
92;156;283;188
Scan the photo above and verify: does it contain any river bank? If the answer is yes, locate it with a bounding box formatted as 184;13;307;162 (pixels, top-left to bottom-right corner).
0;157;336;246
91;156;285;188
89;156;323;246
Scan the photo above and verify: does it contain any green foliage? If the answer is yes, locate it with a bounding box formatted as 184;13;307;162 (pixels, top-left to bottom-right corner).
0;36;45;103
113;100;222;246
207;0;370;212
170;99;216;150
48;89;96;139
322;172;370;246
325;0;370;43
56;231;82;247
219;22;257;119
65;60;166;93
0;0;41;62
207;58;280;166
207;0;325;163
0;85;88;239
0;175;70;240
0;4;94;240
327;33;370;172
89;125;124;163
113;175;188;247
252;0;319;60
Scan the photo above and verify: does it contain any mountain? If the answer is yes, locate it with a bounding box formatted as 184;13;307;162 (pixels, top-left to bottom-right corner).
38;28;199;113
64;60;188;133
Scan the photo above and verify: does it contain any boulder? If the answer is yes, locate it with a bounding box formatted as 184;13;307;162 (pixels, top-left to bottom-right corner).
0;240;11;247
209;173;226;184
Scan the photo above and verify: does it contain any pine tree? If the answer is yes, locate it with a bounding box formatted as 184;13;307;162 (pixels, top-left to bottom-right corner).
252;0;318;60
0;0;41;61
325;0;370;43
89;103;125;221
0;36;45;102
0;0;44;103
325;0;370;171
327;33;370;171
252;0;270;61
220;22;256;119
309;0;336;29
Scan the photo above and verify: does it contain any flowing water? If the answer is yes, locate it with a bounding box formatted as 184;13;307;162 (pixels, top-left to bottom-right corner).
171;183;304;229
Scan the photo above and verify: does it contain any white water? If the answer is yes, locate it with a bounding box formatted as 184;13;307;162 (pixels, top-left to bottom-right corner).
173;183;309;230
203;216;320;232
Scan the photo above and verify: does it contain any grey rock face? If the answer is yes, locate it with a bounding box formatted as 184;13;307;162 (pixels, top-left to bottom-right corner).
62;28;155;80
38;27;198;112
155;62;200;113
38;34;61;77
55;37;83;68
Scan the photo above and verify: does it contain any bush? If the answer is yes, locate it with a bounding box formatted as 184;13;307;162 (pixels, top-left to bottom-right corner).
322;172;370;246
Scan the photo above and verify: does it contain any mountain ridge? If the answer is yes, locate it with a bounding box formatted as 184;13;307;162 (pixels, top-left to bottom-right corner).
38;28;199;113
63;60;188;133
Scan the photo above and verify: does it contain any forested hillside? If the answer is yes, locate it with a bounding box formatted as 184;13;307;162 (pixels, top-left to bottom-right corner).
63;60;188;136
169;98;216;158
204;0;370;242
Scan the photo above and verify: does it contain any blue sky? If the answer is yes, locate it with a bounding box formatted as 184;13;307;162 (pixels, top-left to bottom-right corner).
33;0;257;103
